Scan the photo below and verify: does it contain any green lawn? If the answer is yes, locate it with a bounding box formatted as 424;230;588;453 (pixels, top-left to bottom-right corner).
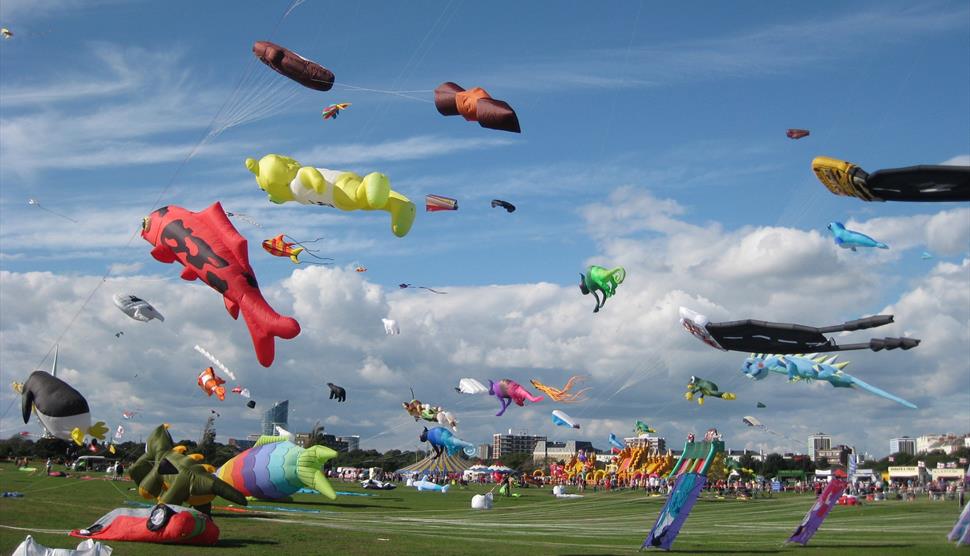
0;463;962;555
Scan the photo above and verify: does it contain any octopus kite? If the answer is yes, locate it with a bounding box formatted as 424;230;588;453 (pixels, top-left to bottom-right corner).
530;376;590;403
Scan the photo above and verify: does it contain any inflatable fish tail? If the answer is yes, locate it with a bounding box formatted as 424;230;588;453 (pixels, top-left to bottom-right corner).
876;242;889;249
88;421;108;440
239;295;301;367
289;246;303;264
297;445;337;500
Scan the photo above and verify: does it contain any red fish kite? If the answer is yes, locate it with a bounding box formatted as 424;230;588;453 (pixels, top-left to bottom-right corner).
141;203;301;367
253;41;334;92
434;82;520;133
787;129;810;140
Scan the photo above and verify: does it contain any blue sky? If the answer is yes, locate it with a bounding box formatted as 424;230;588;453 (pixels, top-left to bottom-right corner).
1;1;968;458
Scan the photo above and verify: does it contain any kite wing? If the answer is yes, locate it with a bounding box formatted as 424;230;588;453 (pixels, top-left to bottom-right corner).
490;199;516;212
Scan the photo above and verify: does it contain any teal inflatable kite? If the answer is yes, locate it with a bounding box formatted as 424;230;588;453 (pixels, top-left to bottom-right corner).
216;435;337;500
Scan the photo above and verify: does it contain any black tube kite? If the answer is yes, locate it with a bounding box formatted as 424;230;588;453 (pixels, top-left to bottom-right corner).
679;307;920;354
491;199;516;212
434;82;520;133
253;41;334;92
812;156;970;202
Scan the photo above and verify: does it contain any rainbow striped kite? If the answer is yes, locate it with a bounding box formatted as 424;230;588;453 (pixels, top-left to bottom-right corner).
425;194;458;212
216;436;337;500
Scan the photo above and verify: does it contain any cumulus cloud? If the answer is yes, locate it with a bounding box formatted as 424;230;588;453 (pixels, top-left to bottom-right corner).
1;188;966;457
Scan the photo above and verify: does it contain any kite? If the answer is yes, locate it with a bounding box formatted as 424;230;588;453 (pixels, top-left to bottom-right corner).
756;402;767;408
434;82;520;133
402;399;458;430
322;102;350;119
420;426;476;459
129;424;246;510
261;234;332;264
921;251;934;260
399;283;447;294
530;376;590;403
609;433;626;452
245;154;416;237
21;371;107;445
642;473;706;550
253;41;334;91
142;203;300;367
634;420;656;435
684;376;736;405
580;265;626;313
787;129;810;139
231;386;251;398
425;194;458;212
828;222;888;251
72;504;221;546
246;400;256;409
197;368;226;401
812;156;970;202
327;382;346;402
412;478;449;493
216;435;337;501
491;199;516;212
678;306;920;354
225;211;262;228
551;410;580;429
949;501;970;546
1;28;12;39
455;378;489;395
786;477;848;545
741;353;917;408
355;265;367;272
742;416;764;429
489;379;544;416
113;294;165;322
27;198;78;222
382;318;400;335
115;332;124;338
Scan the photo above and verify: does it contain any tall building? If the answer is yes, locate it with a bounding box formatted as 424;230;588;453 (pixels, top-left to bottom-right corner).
337;435;360;452
261;400;289;436
808;433;831;461
624;435;666;453
532;440;595;463
492;432;546;459
476;444;493;461
890;437;916;456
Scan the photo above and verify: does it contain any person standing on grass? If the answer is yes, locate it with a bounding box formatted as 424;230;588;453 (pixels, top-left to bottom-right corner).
46;458;52;475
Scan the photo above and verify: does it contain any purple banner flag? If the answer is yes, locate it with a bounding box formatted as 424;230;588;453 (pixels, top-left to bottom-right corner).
642;473;706;550
786;478;847;545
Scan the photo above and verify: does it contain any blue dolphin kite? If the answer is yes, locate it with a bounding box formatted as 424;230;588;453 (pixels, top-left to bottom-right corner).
828;222;888;251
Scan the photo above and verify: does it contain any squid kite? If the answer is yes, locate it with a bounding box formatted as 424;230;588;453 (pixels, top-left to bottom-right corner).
245;154;416;237
812;156;970;202
580;265;626;313
530;376;590;403
684;376;735;405
679;307;920;354
434;82;520;133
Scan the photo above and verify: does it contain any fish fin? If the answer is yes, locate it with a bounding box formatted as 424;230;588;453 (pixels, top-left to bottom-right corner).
180;267;198;281
199;202;251;268
224;297;240;319
150;244;177;264
290;247;303;264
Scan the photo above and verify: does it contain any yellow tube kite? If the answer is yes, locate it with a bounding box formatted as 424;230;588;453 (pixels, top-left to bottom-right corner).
245;154;416;237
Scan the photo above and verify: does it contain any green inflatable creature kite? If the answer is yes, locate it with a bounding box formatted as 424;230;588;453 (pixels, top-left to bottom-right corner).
579;265;626;313
128;424;247;511
684;376;736;405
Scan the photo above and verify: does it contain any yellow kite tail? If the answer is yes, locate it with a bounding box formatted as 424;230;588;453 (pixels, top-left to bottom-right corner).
290;246;304;264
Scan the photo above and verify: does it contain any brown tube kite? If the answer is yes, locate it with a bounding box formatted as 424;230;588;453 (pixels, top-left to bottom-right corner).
434;82;520;133
253;41;334;92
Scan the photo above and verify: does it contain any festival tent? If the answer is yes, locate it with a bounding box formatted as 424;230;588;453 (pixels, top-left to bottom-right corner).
397;453;473;476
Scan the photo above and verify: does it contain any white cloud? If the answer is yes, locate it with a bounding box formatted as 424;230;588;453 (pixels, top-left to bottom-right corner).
293;135;515;167
940;155;970;166
2;187;966;457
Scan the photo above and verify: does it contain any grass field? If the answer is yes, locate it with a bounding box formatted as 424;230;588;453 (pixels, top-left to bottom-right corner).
0;463;962;555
